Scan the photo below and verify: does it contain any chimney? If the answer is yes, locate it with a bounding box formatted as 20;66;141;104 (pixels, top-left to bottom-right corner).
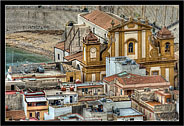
96;6;102;11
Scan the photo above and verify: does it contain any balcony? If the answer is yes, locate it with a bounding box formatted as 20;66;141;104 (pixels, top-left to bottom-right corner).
27;105;48;111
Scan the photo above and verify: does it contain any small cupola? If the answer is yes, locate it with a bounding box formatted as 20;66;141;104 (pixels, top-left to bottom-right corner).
157;26;174;39
83;30;99;44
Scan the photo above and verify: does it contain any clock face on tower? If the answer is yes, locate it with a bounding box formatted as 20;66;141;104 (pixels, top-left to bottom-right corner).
90;47;96;58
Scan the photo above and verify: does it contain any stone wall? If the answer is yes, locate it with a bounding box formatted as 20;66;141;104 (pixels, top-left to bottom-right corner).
6;93;23;110
154;104;176;113
5;5;179;33
5;6;81;33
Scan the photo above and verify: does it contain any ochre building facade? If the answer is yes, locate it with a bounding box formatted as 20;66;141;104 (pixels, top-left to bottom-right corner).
80;16;176;87
107;17;176;87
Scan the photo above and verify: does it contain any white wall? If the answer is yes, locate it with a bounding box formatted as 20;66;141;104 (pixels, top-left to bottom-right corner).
55;106;72;117
72;60;81;70
176;97;179;114
64;94;78;104
124;31;138;42
22;95;27;118
55;48;63;62
78;14;108;43
165;68;170;81
55;48;69;62
44;106;55;120
44;106;72;120
64;51;70;62
103;101;131;112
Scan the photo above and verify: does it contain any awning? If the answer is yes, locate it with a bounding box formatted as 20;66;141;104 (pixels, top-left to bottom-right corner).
46;96;64;100
26;97;47;102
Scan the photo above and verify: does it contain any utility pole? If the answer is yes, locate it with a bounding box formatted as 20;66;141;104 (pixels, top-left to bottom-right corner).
171;6;174;23
144;6;146;19
177;7;179;20
155;8;158;22
142;5;144;19
164;6;167;26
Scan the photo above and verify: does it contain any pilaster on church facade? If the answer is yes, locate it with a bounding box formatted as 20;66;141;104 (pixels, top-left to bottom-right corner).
107;17;176;87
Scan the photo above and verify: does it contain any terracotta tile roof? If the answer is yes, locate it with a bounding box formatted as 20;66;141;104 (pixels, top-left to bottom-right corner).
82;10;121;30
157;26;174;39
159;26;171;35
118;75;167;85
77;85;103;89
64;51;83;62
84;30;100;44
104;72;141;83
104;74;118;83
104;72;166;85
6;110;26;120
55;41;70;52
85;30;98;41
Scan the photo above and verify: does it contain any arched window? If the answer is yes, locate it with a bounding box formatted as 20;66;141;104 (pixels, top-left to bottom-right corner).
165;42;170;52
128;42;134;53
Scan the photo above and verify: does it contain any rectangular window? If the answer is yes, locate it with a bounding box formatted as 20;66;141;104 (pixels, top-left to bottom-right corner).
152;71;159;75
93;28;95;33
121;89;123;95
28;102;32;106
70;96;73;103
82;88;85;92
58;54;60;60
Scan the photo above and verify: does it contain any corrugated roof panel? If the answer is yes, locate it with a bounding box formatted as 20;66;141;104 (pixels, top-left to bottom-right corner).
26;97;47;102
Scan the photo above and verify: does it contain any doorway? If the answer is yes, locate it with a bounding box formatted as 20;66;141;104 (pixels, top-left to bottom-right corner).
11;85;15;90
70;77;73;82
70;96;73;103
127;90;132;96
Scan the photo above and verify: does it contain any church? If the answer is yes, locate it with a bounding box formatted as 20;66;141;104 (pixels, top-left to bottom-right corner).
81;14;176;87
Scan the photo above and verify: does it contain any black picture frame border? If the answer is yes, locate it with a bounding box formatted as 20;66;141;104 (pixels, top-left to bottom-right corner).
1;0;183;126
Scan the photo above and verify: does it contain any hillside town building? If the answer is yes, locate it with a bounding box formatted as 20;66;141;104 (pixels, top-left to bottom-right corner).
131;88;179;121
103;72;170;96
5;5;179;122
